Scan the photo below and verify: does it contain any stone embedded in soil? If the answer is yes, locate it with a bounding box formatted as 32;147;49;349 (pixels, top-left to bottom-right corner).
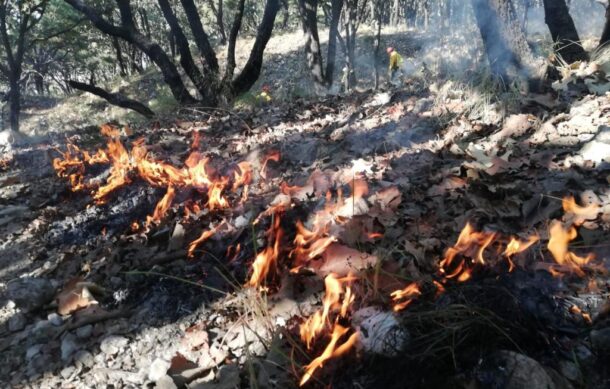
61;333;80;361
6;277;55;312
100;335;129;355
74;350;94;369
476;350;556;389
25;344;43;361
148;358;171;381
590;328;610;352
47;312;63;326
8;312;26;332
352;307;409;356
76;324;93;339
156;375;178;389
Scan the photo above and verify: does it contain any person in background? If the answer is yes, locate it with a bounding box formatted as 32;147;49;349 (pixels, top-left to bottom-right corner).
387;47;404;85
258;85;272;104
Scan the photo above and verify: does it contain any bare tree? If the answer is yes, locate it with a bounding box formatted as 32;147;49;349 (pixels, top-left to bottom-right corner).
298;0;344;87
0;0;48;132
471;0;537;81
63;0;280;114
542;0;588;63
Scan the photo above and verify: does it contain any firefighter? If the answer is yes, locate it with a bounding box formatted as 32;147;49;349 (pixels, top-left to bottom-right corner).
258;85;272;104
387;47;404;84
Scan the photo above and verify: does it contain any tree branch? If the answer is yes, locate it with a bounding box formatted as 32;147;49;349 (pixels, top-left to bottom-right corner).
224;0;245;82
179;0;219;72
232;0;280;95
68;80;155;118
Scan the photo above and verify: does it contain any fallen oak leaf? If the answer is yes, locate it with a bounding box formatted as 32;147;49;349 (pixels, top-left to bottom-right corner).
311;243;377;277
57;277;105;315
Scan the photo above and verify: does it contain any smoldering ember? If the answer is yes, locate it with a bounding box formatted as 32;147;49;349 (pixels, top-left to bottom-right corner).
1;1;610;389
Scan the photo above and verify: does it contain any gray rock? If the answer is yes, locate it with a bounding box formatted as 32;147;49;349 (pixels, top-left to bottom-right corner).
156;374;178;389
477;350;555;389
76;324;93;339
590;328;610;352
148;358;171;381
8;312;26;332
558;360;581;382
25;344;43;361
283;139;319;166
74;350;94;368
100;335;129;355
60;366;75;380
47;312;63;326
61;333;80;361
6;277;55;312
579;126;610;164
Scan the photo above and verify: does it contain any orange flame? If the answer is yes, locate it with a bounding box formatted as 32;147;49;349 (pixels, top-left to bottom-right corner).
300;323;359;386
300;273;355;349
247;215;283;287
439;223;496;282
146;186;176;227
569;305;592;324
562;196;601;225
547;221;593;277
503;235;539;272
391;282;422;312
260;150;280;179
187;222;225;258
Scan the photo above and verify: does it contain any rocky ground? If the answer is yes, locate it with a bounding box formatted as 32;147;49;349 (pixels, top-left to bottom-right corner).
1;43;610;389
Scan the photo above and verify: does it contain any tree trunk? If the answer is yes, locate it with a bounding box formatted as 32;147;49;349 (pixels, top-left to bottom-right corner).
64;0;197;104
8;75;20;132
344;2;357;88
217;0;227;45
224;0;246;82
374;6;382;90
542;0;588;63
325;0;343;86
299;0;326;86
112;37;127;76
600;5;610;47
471;0;535;80
231;0;280;95
158;0;217;105
180;0;220;72
69;80;155;118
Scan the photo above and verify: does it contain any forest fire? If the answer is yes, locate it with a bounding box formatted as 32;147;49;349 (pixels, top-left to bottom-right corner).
51;125;605;387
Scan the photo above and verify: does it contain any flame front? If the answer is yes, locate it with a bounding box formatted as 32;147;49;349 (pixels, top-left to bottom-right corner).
247;215;283;288
547;220;594;276
439;223;496;282
391;282;422;312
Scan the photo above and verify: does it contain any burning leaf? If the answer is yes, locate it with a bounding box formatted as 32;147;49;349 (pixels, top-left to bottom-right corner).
314;243;377;277
188;222;225;258
247;215;283;288
562;195;601;225
300;273;356;349
300;323;359;386
547;221;594;277
503;235;540;272
390;282;422;312
260;150;280;179
439;223;496;282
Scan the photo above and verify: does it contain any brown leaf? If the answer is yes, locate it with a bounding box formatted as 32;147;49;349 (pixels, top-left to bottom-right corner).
312;243;377;276
56;277;99;315
427;176;467;196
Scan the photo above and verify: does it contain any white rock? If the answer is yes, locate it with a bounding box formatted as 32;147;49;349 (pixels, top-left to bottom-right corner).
47;313;63;326
100;335;129;355
352;307;409;356
148;358;171;382
74;350;94;368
